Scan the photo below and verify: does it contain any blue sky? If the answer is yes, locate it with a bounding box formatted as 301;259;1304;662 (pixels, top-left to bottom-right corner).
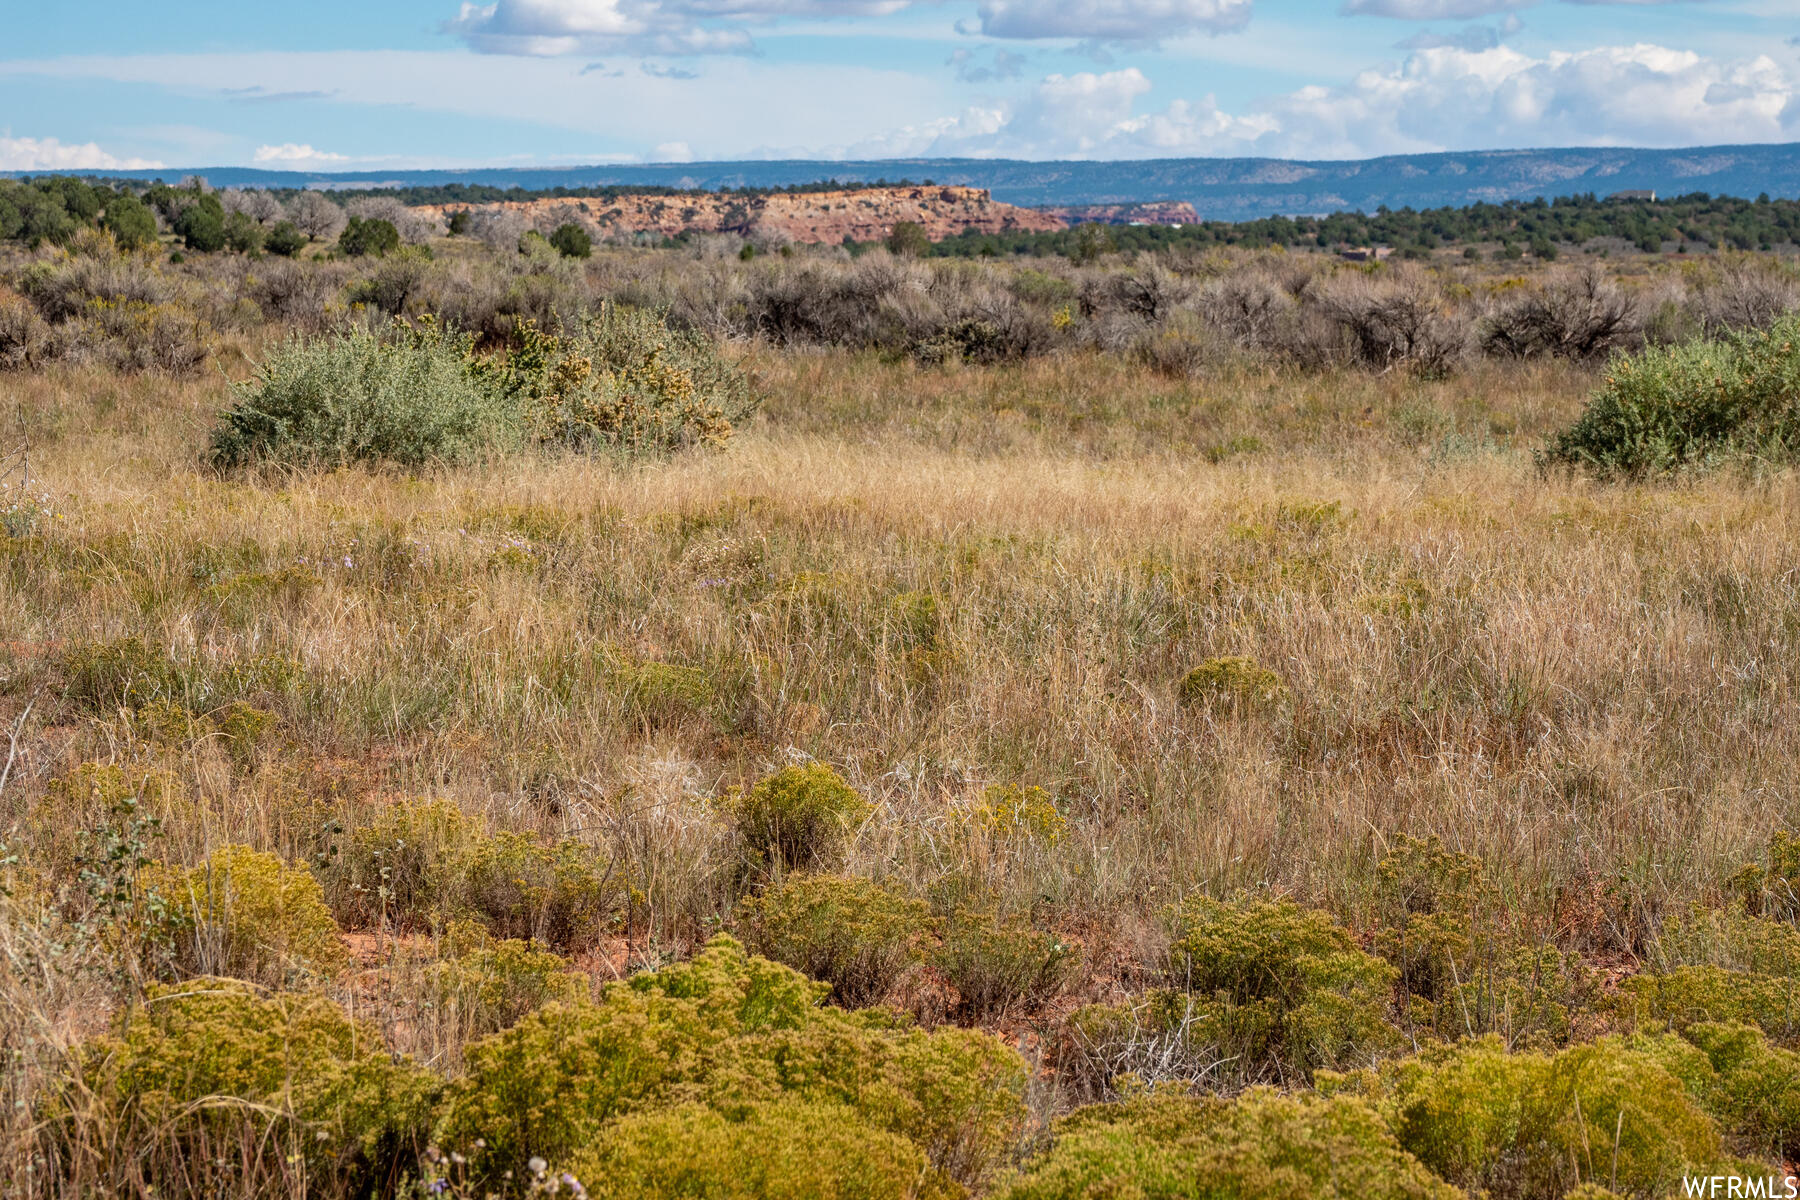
2;0;1795;170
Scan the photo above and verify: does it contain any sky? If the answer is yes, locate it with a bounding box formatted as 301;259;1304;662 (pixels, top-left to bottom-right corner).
1;0;1796;171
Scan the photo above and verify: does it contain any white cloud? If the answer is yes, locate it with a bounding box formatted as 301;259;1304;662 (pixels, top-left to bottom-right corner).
0;135;163;171
907;42;1798;160
973;0;1254;42
445;0;914;55
253;142;351;165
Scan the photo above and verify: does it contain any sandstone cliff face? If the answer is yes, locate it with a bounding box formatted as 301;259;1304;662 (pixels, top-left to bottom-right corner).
1042;201;1199;227
419;186;1067;244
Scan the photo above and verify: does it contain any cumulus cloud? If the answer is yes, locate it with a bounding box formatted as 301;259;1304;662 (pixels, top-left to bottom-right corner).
908;42;1798;160
253;143;352;165
0;135;163;171
973;0;1254;43
446;0;913;55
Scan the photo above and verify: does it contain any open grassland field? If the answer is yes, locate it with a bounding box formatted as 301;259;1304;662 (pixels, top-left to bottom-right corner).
1;213;1799;1199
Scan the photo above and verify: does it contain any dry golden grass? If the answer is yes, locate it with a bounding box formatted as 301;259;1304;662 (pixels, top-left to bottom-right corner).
3;332;1798;1193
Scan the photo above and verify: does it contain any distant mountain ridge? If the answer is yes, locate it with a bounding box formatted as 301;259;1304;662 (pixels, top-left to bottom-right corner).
32;143;1800;223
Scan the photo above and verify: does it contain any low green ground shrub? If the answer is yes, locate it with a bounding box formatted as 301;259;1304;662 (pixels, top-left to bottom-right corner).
145;843;348;984
611;658;717;727
1631;906;1800;1044
436;935;1027;1190
1328;1033;1733;1199
1375;836;1594;1044
1163;895;1400;1082
935;906;1077;1020
562;1099;943;1200
1177;656;1287;714
737;872;930;1005
999;1087;1457;1200
732;762;870;872
461;831;617;950
1679;1022;1800;1163
1731;830;1800;923
1544;313;1800;475
330;799;619;950
210;323;523;468
429;920;588;1036
60;978;437;1196
330;797;477;929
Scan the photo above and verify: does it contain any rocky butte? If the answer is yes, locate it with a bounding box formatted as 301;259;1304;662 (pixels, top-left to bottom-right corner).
418;185;1068;244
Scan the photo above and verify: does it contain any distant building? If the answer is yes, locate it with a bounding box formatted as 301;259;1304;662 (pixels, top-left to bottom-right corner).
1607;190;1657;202
1338;246;1393;262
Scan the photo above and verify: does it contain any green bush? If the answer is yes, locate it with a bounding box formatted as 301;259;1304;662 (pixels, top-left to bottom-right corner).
1731;830;1800;923
330;799;618;950
1679;1022;1800;1163
174;195;227;252
1178;656;1287;713
429;920;587;1035
1544;314;1800;475
737;873;930;1005
1626;965;1799;1046
61;978;438;1196
1630;906;1800;1044
1375;836;1593;1044
264;219;307;257
935;906;1076;1020
99;193;159;250
562;1099;943;1200
461;830;617;950
480;305;759;453
437;935;1027;1189
223;210;264;255
733;762;870;872
209;323;522;468
210;306;755;467
1000;1087;1457;1200
145;843;349;984
1163;896;1400;1081
339;214;401;258
330;797;478;929
549;222;593;259
1337;1033;1730;1199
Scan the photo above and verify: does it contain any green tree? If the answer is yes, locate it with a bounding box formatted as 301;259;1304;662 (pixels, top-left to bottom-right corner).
174;196;227;253
339;215;401;258
223;210;264;254
264;220;307;257
885;220;931;258
1071;223;1115;264
100;193;159;250
549;222;593;259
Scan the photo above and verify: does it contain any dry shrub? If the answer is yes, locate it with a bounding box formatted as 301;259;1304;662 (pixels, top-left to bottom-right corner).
17;251;177;323
1192;267;1295;354
0;286;48;368
245;256;349;332
1481;266;1643;360
1318;265;1468;375
1695;256;1800;333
